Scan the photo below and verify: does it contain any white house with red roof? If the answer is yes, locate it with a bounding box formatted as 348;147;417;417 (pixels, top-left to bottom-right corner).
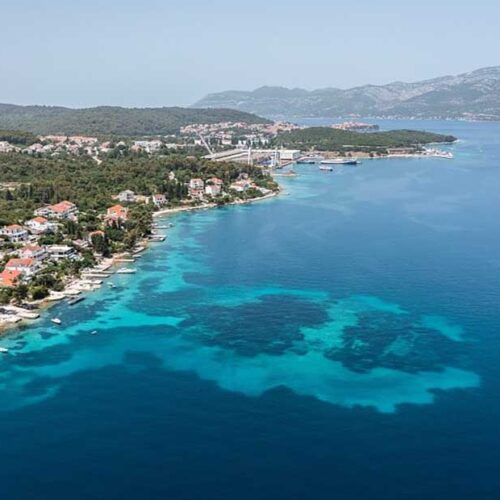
19;244;47;263
0;224;29;243
205;177;223;197
25;216;57;234
230;179;252;192
106;205;129;224
4;258;38;277
152;194;167;207
189;178;205;199
35;201;78;220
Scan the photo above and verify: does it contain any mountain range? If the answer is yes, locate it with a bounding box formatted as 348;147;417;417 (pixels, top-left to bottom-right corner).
194;67;500;120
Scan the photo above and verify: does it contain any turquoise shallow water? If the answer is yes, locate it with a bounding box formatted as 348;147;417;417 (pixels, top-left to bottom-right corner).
1;120;500;499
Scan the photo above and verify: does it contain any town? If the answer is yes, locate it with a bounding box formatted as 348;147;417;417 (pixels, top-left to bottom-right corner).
0;159;279;327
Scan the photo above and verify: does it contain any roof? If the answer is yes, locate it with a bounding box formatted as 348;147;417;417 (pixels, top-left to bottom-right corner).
50;201;76;213
0;270;22;287
5;258;35;268
107;205;128;217
3;224;25;231
31;216;48;224
21;245;43;253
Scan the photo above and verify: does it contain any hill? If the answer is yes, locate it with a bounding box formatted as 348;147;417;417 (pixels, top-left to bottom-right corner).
0;104;270;137
275;128;456;152
194;67;500;120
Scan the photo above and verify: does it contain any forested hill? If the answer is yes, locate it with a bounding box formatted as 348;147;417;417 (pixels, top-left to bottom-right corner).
0;104;270;137
275;128;456;151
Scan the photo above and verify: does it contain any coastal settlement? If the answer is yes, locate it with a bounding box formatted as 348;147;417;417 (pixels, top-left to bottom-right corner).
0;120;455;329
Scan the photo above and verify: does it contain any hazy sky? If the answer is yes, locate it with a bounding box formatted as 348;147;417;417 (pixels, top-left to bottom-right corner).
1;0;499;108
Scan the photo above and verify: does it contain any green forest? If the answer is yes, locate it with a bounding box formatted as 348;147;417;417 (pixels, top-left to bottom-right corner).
274;128;457;152
0;104;270;137
0;153;277;225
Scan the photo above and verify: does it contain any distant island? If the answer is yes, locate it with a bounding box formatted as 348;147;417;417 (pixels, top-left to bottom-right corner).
194;66;500;121
0;104;270;136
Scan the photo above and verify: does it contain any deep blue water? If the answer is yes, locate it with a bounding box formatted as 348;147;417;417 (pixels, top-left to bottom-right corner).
1;120;500;499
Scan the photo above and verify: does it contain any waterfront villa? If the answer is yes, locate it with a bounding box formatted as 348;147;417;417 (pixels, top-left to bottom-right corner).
106;205;129;224
46;245;79;261
152;194;167;207
230;180;252;192
4;258;38;278
0;224;29;243
205;178;223;197
189;178;205;199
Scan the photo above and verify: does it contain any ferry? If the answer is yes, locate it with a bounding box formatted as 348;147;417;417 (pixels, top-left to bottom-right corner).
296;156;324;164
320;158;360;165
51;318;62;325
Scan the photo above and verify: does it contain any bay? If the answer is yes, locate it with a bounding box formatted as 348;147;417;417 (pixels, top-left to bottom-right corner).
1;120;499;499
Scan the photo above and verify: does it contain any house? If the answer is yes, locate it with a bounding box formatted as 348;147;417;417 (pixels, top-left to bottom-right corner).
189;178;205;199
19;245;47;263
35;201;78;220
152;194;167;207
0;224;29;243
230;180;252;192
4;258;38;277
205;178;223;197
106;205;129;224
0;269;22;288
25;216;56;234
117;190;136;203
46;245;79;261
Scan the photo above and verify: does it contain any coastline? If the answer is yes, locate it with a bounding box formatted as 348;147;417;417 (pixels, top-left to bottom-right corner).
0;188;281;337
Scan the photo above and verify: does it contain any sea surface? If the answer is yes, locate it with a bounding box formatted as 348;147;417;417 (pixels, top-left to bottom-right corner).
1;120;500;499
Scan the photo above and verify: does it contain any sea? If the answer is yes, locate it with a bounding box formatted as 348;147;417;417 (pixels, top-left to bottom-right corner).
0;119;500;499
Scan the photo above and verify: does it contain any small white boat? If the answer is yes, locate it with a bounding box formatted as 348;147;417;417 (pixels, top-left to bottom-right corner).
51;318;62;325
116;268;137;274
90;330;98;335
0;347;9;353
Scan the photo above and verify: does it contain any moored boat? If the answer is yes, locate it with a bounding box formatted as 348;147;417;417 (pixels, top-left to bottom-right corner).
116;268;137;274
321;158;360;165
